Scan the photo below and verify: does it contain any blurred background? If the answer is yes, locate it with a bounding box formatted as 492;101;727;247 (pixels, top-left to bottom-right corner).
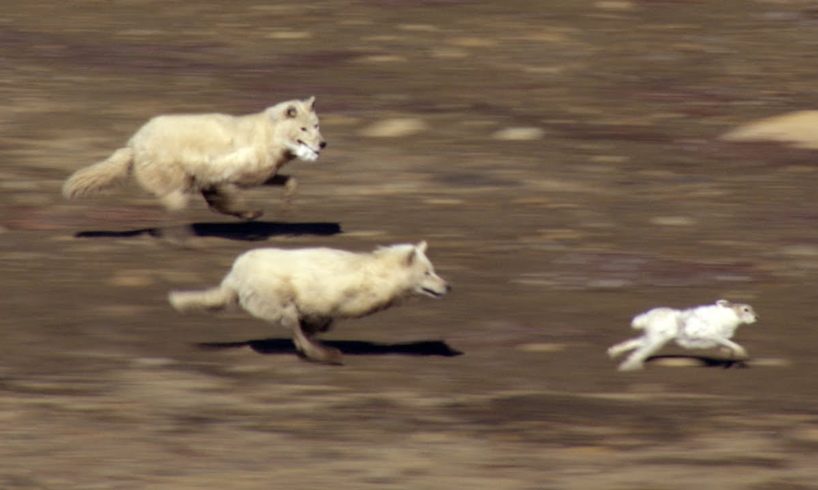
1;1;818;488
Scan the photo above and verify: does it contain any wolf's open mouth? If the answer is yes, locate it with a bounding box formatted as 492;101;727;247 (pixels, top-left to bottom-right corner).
422;287;445;298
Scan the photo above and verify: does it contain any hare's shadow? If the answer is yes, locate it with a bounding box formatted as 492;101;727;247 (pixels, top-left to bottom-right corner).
75;220;342;241
198;338;463;358
646;354;749;369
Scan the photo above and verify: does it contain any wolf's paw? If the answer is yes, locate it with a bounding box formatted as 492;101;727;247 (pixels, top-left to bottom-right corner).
238;209;264;221
283;177;298;198
300;345;344;365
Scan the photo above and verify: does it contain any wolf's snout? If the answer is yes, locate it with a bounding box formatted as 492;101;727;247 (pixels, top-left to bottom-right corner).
320;141;327;149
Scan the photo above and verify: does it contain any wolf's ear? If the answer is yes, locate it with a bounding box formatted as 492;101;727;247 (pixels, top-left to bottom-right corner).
716;299;731;307
416;241;428;254
285;105;298;118
405;247;417;267
306;96;316;112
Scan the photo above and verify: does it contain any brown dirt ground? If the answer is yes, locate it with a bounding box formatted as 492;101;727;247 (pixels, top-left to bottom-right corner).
2;1;818;488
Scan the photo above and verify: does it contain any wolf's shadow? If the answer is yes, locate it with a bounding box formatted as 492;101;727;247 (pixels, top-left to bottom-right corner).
646;354;749;369
74;220;342;241
198;338;463;358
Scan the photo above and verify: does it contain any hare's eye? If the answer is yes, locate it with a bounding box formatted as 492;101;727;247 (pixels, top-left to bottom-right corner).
300;127;307;131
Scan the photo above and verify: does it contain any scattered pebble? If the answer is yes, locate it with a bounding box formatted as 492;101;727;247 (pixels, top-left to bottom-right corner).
516;342;566;353
595;1;635;10
360;118;427;138
749;358;792;368
108;270;154;287
779;245;818;257
720;110;818;149
430;48;469;59
424;198;464;205
446;37;498;48
132;357;176;368
649;216;697;226
355;55;407;64
492;127;545;141
265;30;312;40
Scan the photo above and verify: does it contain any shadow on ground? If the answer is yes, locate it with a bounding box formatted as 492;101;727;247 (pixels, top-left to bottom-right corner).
74;220;342;241
646;354;750;369
198;338;464;358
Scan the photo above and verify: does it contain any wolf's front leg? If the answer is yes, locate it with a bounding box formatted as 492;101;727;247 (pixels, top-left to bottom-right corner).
264;174;298;206
201;184;263;221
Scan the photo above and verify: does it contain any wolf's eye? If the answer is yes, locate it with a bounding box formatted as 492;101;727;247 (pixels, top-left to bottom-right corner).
300;127;307;131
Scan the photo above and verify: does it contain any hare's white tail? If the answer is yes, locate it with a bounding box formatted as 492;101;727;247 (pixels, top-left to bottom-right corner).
63;147;133;198
630;307;676;330
168;285;237;313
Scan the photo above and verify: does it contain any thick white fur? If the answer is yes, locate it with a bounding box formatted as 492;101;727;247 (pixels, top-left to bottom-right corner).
608;299;758;371
63;97;325;219
168;241;450;364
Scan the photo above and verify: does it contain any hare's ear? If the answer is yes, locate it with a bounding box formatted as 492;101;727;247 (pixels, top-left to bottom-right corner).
306;96;316;112
716;299;731;307
285;105;298;118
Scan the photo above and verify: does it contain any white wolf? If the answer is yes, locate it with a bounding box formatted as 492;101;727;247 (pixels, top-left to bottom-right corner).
608;299;758;371
63;97;326;220
168;241;450;364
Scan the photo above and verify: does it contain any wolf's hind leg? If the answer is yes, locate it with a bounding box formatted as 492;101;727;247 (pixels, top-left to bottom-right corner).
201;184;262;221
282;311;342;365
153;189;197;246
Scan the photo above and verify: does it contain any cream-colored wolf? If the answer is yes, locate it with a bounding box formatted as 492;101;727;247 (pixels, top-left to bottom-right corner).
63;97;326;220
168;242;450;364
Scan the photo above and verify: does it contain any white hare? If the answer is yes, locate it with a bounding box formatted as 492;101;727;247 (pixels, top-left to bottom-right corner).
608;299;758;371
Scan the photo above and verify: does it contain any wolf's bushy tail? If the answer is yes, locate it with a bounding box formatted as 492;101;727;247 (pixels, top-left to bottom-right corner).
62;147;134;199
168;285;238;313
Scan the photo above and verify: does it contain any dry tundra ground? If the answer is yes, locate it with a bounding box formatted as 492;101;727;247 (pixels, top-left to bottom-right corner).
2;1;818;489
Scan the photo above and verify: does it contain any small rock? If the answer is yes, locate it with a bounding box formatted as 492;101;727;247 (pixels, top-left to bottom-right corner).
132;357;176;368
748;357;792;368
779;244;818;257
265;30;312;40
650;216;697;226
720;110;818;149
360;118;427;138
595;1;635;10
492;127;545;141
424;198;464;205
446;37;498;48
517;342;566;353
355;55;407;64
108;270;154;287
